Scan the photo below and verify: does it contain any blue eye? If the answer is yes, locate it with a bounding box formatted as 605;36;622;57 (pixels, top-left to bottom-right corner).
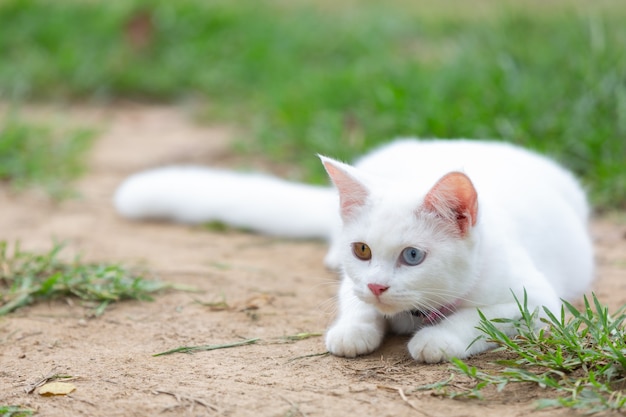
400;247;426;266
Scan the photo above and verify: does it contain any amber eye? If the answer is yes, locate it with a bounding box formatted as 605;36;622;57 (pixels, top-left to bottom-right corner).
352;242;372;261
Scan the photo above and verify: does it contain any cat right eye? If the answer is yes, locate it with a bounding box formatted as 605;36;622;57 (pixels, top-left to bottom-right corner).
351;242;372;261
400;246;426;266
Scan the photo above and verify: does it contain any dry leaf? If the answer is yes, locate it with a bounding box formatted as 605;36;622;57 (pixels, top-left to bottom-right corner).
39;381;76;396
240;294;275;311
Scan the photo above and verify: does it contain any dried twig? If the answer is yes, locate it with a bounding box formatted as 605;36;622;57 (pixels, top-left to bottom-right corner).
286;351;330;363
154;389;220;413
280;395;308;417
377;385;433;417
24;372;73;394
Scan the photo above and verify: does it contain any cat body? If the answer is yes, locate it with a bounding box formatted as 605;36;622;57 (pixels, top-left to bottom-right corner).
114;139;593;362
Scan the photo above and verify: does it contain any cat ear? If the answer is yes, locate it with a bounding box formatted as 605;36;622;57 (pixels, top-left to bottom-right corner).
319;155;369;221
423;172;478;235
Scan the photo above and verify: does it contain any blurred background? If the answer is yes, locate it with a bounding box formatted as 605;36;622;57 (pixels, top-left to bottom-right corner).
1;0;624;209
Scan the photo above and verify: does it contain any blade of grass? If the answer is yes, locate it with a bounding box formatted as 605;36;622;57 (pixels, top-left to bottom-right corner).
154;332;323;357
153;337;260;356
286;351;330;363
282;332;323;341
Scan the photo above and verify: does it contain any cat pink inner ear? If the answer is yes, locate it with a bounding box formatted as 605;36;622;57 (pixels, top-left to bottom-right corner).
319;156;368;220
423;172;478;235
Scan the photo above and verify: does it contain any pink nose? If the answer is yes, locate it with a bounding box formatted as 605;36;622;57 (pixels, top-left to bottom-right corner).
367;283;389;297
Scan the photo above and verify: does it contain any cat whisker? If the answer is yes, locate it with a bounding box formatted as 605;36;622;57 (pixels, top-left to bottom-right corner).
417;288;482;306
317;294;342;317
310;279;342;292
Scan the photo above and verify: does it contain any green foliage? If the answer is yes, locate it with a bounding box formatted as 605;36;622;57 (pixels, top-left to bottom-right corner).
0;0;624;207
0;406;34;417
0;241;181;316
0;114;93;197
440;292;626;414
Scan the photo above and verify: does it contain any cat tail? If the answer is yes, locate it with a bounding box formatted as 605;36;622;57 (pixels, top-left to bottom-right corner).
113;166;338;240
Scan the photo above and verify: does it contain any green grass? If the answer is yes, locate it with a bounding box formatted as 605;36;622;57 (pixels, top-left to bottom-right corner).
0;241;183;316
0;113;94;198
153;337;260;356
0;406;33;417
152;332;323;356
0;0;624;208
428;292;626;414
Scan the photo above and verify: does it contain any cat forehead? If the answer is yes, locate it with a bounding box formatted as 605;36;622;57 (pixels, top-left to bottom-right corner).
345;203;436;246
341;179;434;232
369;180;432;209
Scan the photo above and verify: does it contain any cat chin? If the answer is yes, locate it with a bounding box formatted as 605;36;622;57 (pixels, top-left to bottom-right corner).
370;302;404;316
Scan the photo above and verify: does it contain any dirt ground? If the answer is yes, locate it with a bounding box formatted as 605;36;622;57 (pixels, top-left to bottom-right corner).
1;104;625;417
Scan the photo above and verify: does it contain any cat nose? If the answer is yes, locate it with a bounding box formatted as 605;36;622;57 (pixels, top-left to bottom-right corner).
367;283;389;297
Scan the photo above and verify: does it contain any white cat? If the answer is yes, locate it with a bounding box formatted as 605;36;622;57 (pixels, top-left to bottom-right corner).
114;139;593;362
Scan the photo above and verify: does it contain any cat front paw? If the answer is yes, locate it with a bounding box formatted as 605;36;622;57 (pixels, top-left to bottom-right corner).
408;327;470;363
325;322;384;358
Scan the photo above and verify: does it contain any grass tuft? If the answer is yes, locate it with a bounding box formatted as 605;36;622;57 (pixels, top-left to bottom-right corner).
0;113;94;198
0;241;182;316
0;406;34;417
433;292;626;414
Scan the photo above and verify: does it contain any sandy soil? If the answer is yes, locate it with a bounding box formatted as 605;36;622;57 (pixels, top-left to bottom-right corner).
1;104;625;417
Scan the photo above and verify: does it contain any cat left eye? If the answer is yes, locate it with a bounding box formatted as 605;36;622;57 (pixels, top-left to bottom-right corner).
400;247;426;266
352;242;372;261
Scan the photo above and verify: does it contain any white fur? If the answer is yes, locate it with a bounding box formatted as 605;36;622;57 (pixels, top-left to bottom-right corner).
114;139;593;362
114;166;336;239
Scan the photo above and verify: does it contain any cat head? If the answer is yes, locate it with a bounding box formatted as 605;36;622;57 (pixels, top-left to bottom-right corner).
321;155;480;316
